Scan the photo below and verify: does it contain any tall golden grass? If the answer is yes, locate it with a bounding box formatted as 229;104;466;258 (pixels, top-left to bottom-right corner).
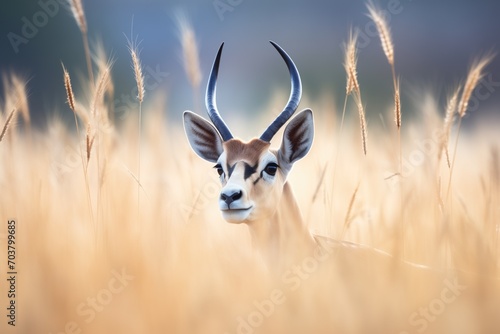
0;3;499;334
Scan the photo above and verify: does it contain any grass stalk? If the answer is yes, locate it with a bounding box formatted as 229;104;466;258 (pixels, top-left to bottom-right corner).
446;55;493;203
68;0;93;82
62;64;96;240
0;108;17;143
127;34;145;226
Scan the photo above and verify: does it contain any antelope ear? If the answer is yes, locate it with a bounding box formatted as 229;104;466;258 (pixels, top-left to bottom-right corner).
278;109;314;170
183;111;224;163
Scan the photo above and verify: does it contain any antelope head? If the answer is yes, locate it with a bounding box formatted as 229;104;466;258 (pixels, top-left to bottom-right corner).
183;41;314;227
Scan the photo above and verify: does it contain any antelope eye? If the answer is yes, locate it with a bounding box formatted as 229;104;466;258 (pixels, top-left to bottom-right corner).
264;163;279;176
214;164;224;176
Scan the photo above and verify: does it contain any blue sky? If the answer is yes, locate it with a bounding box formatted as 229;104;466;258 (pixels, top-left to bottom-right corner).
1;0;499;126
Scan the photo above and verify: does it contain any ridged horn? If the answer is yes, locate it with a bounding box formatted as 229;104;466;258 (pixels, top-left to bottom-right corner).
259;41;302;142
206;42;234;141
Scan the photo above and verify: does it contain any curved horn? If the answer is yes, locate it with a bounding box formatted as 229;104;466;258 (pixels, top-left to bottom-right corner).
259;41;302;142
206;42;234;141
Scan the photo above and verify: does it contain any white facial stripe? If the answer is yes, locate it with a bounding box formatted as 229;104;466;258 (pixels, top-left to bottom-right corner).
215;147;286;224
216;151;227;169
257;152;278;172
215;152;227;180
246;152;277;185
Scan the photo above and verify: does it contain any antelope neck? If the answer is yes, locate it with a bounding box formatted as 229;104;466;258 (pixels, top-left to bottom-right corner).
247;182;315;266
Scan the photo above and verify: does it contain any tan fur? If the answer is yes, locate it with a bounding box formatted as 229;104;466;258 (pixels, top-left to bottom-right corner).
223;138;270;166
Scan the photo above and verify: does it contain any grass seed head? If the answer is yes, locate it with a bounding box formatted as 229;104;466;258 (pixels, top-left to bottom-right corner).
367;2;394;66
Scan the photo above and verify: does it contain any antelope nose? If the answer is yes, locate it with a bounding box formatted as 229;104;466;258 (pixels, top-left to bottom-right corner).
220;190;242;205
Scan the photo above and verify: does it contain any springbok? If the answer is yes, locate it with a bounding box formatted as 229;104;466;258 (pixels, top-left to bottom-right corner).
183;41;317;264
183;42;443;276
184;41;464;292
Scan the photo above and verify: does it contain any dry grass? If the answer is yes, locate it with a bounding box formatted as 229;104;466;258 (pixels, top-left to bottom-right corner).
366;2;394;67
127;34;145;224
63;64;76;112
1;83;499;334
178;17;202;90
0;3;499;334
447;55;493;202
177;15;202;113
0;108;16;142
343;29;367;156
345;29;360;96
86;122;94;162
68;0;93;82
367;1;406;258
458;55;493;118
440;86;460;167
3;74;30;125
394;78;401;129
128;41;145;104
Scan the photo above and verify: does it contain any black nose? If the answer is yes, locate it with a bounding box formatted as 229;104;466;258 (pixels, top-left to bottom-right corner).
220;190;242;205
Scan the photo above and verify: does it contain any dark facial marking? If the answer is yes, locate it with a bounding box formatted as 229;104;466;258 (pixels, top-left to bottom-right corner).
244;163;258;180
226;163;236;178
253;168;270;185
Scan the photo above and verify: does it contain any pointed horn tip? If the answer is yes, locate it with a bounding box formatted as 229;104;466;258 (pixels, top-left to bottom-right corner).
214;42;224;64
217;42;225;56
269;40;284;52
205;41;233;142
259;41;302;142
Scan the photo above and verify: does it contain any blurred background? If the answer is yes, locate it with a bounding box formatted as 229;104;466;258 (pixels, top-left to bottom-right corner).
0;0;499;128
1;3;500;333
